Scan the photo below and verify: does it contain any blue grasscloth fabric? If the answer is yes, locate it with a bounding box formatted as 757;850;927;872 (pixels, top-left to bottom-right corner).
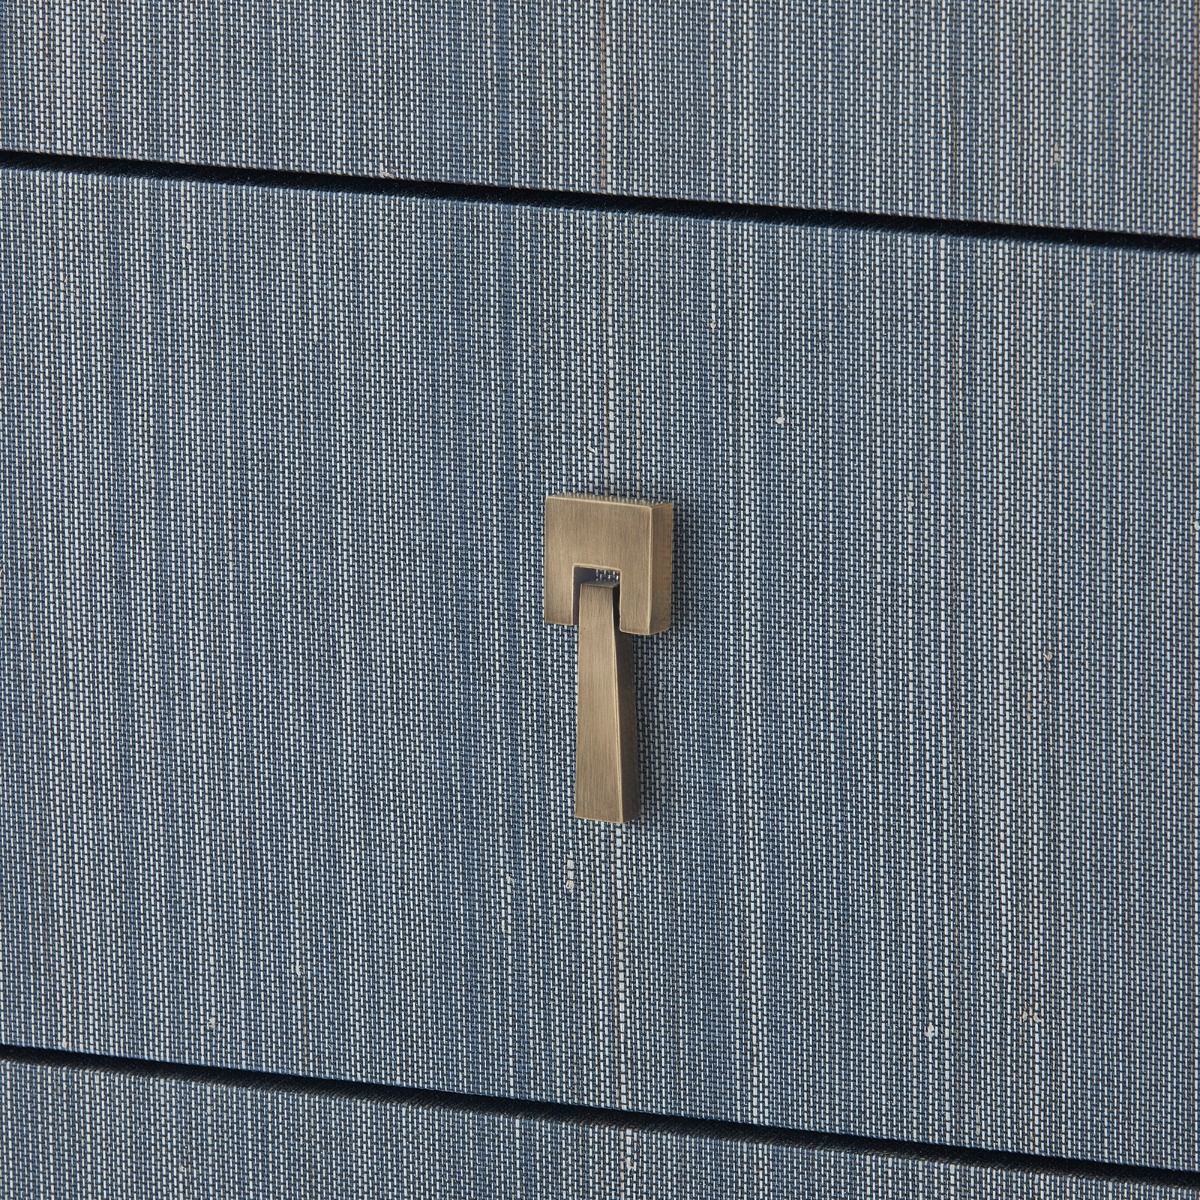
0;1059;1190;1200
0;166;1197;1172
0;3;1196;238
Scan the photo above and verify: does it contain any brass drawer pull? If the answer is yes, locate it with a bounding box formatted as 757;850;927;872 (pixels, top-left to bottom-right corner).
544;495;673;823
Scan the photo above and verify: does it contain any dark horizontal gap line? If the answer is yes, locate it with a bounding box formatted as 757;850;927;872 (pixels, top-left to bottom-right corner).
1;148;1197;255
2;1043;1196;1192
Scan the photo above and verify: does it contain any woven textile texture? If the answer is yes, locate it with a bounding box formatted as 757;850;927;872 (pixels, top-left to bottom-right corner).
0;1059;1192;1200
0;3;1196;238
0;165;1197;1172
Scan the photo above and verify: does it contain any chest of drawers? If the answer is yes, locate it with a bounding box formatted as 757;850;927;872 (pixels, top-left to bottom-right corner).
1;5;1197;1197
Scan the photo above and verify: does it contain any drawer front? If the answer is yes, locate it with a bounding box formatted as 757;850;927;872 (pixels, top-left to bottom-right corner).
0;4;1195;237
0;1056;1189;1199
1;165;1196;1171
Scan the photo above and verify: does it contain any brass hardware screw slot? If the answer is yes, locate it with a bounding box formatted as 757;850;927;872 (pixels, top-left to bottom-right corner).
544;495;673;823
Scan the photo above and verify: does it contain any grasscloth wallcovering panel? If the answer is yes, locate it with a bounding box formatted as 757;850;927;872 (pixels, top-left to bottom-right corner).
0;3;1195;237
0;1059;1192;1200
0;166;1196;1171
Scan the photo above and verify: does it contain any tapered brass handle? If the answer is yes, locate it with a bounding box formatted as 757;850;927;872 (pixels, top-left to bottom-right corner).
575;581;638;821
544;495;673;823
